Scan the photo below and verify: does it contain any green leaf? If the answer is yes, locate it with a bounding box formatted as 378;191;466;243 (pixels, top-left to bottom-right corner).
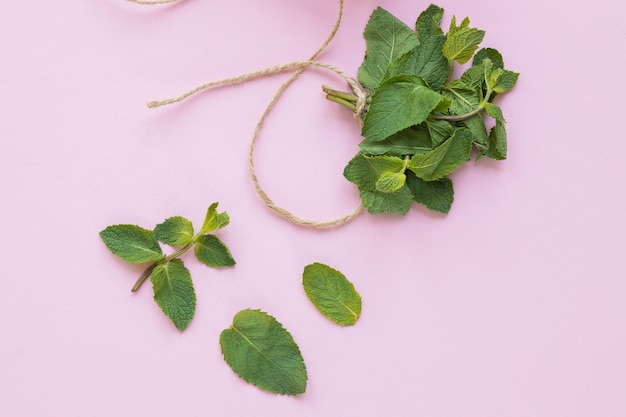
194;234;235;268
492;70;519;94
302;263;362;326
443;81;481;115
220;309;307;395
415;4;445;41
486;120;507;160
484;102;505;122
154;216;194;246
359;125;432;157
473;47;504;69
150;259;196;331
100;224;164;264
406;171;454;214
408;128;473;181
357;7;419;91
362;75;443;142
442;16;485;64
343;153;406;191
360;186;413;215
460;114;488;152
376;171;407;193
426;119;455;146
201;202;230;234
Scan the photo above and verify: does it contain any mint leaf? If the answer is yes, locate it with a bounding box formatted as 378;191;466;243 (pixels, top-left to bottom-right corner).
486;120;507;160
359;125;432;157
415;4;444;41
357;8;419;91
406;171;454;214
492;70;519;94
408;128;473;181
343;153;406;191
442;81;481;115
376;171;407;193
484;102;505;122
194;234;235;268
151;259;196;331
100;225;164;264
442;16;485;64
426;119;455;146
302;263;361;326
154;216;194;246
460;114;488;152
473;47;504;69
360;186;413;215
201;202;230;234
220;309;307;395
362;75;442;142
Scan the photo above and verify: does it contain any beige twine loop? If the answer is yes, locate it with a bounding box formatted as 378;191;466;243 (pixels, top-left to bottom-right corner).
147;0;368;228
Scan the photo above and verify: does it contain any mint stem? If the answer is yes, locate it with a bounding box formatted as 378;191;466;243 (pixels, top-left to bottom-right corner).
325;95;357;111
131;242;194;292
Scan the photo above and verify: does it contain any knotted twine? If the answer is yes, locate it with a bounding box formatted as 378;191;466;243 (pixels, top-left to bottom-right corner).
145;0;370;228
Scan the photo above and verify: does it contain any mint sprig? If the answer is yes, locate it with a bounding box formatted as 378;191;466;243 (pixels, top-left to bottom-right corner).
99;203;236;331
325;4;519;215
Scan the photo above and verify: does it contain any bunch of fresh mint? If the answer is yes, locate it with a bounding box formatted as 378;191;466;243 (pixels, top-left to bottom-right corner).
325;4;519;215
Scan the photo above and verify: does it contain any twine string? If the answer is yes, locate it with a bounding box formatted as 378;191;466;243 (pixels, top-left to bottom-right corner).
147;0;367;228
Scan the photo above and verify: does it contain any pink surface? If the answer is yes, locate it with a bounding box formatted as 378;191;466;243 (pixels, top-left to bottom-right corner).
1;0;625;415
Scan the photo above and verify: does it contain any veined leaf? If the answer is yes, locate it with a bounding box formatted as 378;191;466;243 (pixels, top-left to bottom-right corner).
220;309;307;395
194;234;235;268
151;259;196;331
359;125;432;157
415;4;445;41
357;7;419;91
408;128;473;181
484;103;505;122
360;186;413;215
406;171;454;214
443;81;482;115
460;114;489;152
100;224;164;264
201;202;230;234
426;119;455;146
486;120;507;160
154;216;194;246
443;16;485;64
362;75;443;143
343;153;405;191
302;263;361;326
493;70;519;93
376;171;407;193
473;47;504;69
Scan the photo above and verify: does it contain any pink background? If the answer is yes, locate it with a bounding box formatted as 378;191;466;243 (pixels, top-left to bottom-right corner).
1;0;625;415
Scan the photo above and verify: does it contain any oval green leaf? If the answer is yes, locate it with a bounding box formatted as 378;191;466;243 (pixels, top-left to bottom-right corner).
99;224;163;264
302;263;362;326
154;216;194;246
220;309;307;395
150;259;196;331
194;234;235;268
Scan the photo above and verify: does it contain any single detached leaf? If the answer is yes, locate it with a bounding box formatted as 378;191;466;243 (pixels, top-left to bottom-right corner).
154;216;194;246
100;224;163;264
442;16;485;64
360;185;413;215
201;202;230;234
359;125;432;157
302;263;362;326
486;120;507;160
362;75;443;143
415;4;445;41
151;259;196;331
194;234;235;268
408;128;473;181
406;171;454;214
357;7;419;91
343;153;406;191
220;309;307;395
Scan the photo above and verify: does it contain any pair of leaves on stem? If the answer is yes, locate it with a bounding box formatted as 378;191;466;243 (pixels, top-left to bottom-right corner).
99;203;235;331
220;263;361;395
328;4;519;215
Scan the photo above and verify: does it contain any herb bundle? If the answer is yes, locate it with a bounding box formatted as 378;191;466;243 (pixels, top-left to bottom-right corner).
324;5;519;215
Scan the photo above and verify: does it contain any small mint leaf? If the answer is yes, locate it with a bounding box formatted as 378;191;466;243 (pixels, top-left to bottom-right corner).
220;309;307;395
100;224;163;264
360;186;413;215
473;47;504;69
484;103;505;123
201;202;230;234
376;171;407;193
359;125;432;157
151;259;196;331
194;234;235;268
343;153;406;191
415;4;445;41
408;128;473;181
154;216;194;246
486;120;507;160
302;263;362;326
406;171;454;214
443;16;485;64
